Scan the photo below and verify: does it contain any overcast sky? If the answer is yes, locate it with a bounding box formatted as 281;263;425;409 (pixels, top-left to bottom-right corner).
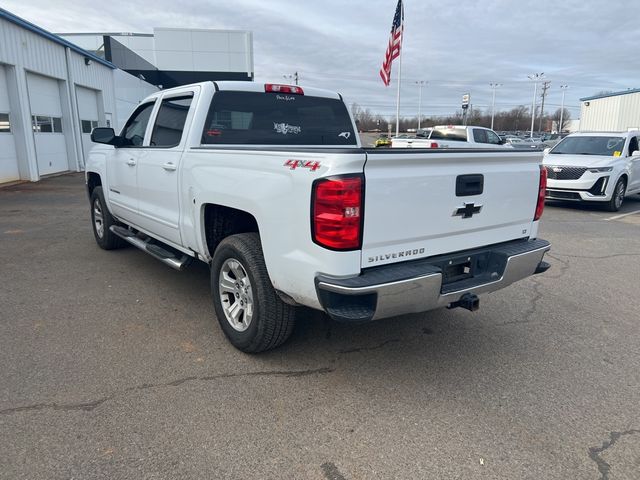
4;0;638;122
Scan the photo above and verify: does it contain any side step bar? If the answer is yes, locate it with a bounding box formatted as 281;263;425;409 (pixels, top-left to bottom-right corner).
110;225;192;271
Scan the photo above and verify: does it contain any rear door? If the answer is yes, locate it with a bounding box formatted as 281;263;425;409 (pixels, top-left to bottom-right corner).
136;89;197;244
361;150;542;268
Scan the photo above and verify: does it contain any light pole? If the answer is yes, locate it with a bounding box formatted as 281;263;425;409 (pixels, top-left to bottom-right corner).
559;85;569;133
489;82;502;130
528;73;545;138
415;81;426;130
283;72;299;85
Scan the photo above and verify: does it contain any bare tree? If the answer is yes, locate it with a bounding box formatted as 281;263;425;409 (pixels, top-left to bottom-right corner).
551;108;571;132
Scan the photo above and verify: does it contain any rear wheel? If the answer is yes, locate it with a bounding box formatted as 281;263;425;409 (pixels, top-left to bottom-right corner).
211;233;296;353
90;186;125;250
606;177;626;212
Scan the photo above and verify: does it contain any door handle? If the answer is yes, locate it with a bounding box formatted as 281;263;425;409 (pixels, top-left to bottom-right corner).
162;162;177;171
126;159;136;167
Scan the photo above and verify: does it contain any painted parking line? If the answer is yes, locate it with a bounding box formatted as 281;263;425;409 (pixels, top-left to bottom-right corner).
605;209;640;221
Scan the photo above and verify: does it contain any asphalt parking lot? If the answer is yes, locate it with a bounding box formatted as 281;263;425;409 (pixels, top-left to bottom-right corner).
1;173;639;480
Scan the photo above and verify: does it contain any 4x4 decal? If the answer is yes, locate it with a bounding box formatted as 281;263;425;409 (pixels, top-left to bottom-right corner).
284;160;321;171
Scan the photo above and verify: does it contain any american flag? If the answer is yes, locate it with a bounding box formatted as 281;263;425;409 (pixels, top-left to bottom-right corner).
379;0;404;86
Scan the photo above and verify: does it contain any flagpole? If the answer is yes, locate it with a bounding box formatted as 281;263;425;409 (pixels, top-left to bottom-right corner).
395;45;402;137
395;7;403;137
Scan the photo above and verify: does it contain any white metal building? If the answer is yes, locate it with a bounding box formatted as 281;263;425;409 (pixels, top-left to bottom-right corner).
579;88;640;132
0;8;157;184
60;28;254;89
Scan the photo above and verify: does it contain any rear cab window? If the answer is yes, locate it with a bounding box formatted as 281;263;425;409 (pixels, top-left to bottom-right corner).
201;91;356;146
429;128;467;141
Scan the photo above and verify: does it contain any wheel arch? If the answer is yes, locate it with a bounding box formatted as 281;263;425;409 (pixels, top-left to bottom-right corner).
86;171;102;198
202;203;260;260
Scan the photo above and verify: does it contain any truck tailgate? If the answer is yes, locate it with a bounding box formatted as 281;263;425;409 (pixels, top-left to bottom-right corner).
362;150;543;268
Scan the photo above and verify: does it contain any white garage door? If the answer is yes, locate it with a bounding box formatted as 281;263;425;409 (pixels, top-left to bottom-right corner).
27;73;69;176
0;65;19;183
76;86;100;164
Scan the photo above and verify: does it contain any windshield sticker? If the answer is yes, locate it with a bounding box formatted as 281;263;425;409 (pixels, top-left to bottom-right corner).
607;138;622;149
276;95;296;101
613;151;621;157
338;132;351;140
274;122;301;135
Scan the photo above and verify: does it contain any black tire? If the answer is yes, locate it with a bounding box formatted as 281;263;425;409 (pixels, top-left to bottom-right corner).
605;177;626;212
210;233;296;353
90;186;125;250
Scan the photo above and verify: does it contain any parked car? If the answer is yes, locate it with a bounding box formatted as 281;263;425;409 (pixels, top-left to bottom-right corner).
391;125;512;149
543;131;640;211
374;135;391;148
541;133;565;149
503;137;541;150
86;81;550;352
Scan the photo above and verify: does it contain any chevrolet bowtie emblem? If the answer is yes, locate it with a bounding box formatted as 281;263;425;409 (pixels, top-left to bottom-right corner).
453;202;483;219
552;167;562;173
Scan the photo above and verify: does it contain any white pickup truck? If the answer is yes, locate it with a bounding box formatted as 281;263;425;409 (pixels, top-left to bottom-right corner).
391;125;512;149
86;81;551;352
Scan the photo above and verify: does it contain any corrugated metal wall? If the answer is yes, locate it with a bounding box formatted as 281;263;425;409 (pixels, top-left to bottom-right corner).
617;92;640;130
0;18;67;79
580;92;640;131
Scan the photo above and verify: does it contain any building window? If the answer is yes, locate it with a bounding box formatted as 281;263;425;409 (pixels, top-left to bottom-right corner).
0;113;10;133
32;115;63;133
53;117;63;133
81;120;98;134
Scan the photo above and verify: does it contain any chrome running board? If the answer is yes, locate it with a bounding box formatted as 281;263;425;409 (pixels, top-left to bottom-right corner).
110;225;192;271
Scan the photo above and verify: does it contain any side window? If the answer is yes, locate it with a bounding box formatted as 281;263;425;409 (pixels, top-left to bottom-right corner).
150;95;193;148
486;130;501;145
628;136;639;155
121;102;155;147
473;128;487;143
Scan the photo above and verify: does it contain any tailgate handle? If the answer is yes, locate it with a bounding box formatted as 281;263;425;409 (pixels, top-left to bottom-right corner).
456;174;484;197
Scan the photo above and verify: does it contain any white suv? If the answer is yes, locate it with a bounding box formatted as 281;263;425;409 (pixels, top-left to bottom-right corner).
543;131;640;211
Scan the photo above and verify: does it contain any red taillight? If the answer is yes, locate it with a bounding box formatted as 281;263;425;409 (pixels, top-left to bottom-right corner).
430;142;439;148
265;84;304;95
312;176;363;250
534;165;547;221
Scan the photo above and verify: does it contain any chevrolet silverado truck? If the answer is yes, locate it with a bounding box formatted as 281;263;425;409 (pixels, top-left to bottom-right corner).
391;125;513;149
86;81;551;352
543;130;640;211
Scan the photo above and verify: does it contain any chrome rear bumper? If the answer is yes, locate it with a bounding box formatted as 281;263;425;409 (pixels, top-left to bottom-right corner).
316;239;551;322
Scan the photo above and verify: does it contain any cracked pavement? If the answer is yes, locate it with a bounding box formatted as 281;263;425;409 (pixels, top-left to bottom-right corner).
1;174;640;479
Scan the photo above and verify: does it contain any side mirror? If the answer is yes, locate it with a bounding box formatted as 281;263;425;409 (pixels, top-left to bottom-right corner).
632;150;640;157
543;148;551;155
91;127;118;146
498;139;505;145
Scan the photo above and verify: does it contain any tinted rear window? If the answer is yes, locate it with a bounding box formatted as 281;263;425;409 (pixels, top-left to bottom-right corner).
429;128;467;141
201;91;356;145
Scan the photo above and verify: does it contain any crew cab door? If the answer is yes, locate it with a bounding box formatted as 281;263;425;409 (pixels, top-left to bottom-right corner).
135;89;197;245
108;101;156;223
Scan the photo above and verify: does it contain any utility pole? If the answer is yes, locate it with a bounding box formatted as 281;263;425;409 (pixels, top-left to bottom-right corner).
559;85;569;133
489;83;502;130
528;73;544;138
283;72;299;85
538;81;551;133
415;81;426;130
